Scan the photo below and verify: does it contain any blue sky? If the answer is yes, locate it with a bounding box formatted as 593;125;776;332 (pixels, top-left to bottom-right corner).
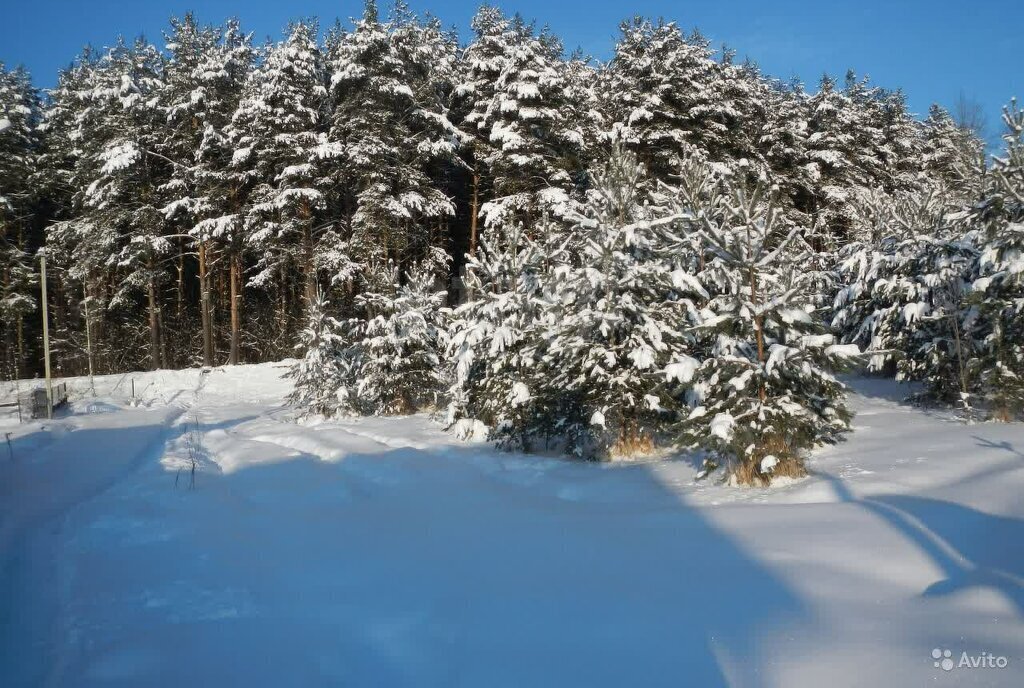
1;0;1020;143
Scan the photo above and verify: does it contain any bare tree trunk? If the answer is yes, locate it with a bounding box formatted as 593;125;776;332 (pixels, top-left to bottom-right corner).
176;238;185;320
15;316;24;380
199;241;213;367
229;250;241;365
159;307;169;369
147;267;161;371
278;262;288;347
303;221;316;306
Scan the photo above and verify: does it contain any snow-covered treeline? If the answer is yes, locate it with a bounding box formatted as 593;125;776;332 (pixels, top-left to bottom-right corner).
1;2;1021;479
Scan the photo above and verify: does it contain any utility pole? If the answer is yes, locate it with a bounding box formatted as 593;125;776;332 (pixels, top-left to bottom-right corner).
39;251;53;419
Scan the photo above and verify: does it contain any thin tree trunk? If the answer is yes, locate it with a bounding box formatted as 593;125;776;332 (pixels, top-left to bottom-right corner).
199;240;213;367
176;238;185;320
303;220;316;306
15;316;24;380
469;170;480;256
229;250;241;365
159;307;169;369
748;264;767;403
147;268;161;371
278;262;288;346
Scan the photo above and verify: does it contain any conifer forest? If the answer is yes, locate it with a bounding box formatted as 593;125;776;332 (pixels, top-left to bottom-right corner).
2;1;1022;482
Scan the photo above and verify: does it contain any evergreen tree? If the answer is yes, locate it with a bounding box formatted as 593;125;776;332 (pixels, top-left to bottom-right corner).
459;6;583;231
446;222;552;445
603;20;747;180
349;261;450;414
833;188;980;405
327;1;458;276
228;21;328;356
970;100;1024;418
162;15;254;365
672;157;858;483
0;62;40;377
287;292;351;418
533;146;704;457
57;39;171;370
921;103;985;203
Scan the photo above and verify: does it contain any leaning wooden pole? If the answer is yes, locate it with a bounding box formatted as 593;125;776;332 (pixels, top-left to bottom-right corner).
39;251;53;419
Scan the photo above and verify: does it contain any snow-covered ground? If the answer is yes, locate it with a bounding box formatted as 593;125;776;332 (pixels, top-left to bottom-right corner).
1;363;1021;687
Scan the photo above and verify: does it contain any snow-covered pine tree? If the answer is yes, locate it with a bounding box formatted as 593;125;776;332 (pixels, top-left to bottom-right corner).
757;78;816;230
445;221;553;446
63;39;171;370
348;260;450;414
803;74;864;245
459;5;583;230
161;15;253;366
229;21;328;355
286;292;351;419
327;1;459;275
671;156;858;484
921;104;985;204
535;146;704;458
603;20;749;181
0;62;40;377
832;187;979;405
969;100;1024;419
38;50;113;373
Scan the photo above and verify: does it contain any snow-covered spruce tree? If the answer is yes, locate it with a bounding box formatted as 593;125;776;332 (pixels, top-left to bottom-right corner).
348;261;450;415
286;292;352;419
445;221;555;447
969;100;1024;419
671;157;858;484
527;145;705;458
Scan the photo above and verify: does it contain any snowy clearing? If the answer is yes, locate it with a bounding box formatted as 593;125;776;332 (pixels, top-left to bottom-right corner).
1;363;1022;687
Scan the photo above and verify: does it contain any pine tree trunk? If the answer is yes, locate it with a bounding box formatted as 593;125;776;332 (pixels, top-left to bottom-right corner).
303;221;316;306
147;270;161;371
469;170;480;255
176;238;185;321
278;262;288;348
15;316;24;380
159;307;169;369
229;250;241;365
199;241;213;367
748;264;767;403
2;265;12;378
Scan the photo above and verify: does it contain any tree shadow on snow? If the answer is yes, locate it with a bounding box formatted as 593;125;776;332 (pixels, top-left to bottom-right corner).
819;472;1024;615
11;437;816;687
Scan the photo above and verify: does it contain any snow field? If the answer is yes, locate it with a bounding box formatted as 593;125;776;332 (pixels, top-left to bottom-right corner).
0;362;1021;686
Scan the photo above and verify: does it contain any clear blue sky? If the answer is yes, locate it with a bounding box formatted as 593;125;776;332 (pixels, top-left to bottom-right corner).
1;0;1020;144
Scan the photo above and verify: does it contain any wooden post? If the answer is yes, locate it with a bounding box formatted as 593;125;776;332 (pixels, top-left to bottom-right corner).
83;285;95;394
39;251;53;419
